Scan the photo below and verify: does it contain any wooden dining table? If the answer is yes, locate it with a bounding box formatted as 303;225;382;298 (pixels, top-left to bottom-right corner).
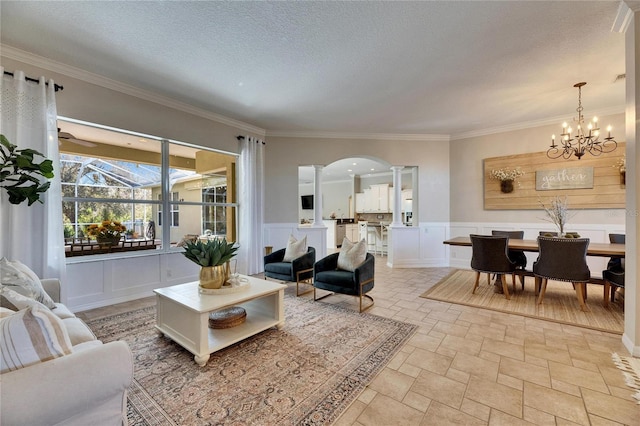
443;236;625;258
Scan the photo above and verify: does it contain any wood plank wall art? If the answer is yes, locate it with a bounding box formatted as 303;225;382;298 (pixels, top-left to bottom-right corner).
483;142;625;210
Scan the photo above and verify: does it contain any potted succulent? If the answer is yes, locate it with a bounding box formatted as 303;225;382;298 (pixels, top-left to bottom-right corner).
0;134;54;206
182;238;239;289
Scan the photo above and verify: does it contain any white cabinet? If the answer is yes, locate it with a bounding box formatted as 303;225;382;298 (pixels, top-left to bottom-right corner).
345;224;359;242
355;192;365;213
356;184;393;213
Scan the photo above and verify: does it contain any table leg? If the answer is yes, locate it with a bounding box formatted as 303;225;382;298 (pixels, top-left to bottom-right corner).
195;354;210;367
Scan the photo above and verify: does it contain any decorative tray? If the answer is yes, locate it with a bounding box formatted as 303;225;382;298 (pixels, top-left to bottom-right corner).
199;277;250;295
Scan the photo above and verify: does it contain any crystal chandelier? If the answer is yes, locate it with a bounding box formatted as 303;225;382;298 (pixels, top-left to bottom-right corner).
547;82;617;160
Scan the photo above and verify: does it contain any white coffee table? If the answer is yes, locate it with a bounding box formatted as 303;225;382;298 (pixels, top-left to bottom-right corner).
154;275;286;366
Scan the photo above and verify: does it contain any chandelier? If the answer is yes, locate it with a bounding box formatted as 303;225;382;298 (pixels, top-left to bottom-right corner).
547;82;617;160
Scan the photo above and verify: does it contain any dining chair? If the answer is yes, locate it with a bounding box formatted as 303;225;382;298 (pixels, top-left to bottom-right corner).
491;230;527;289
602;233;625;308
470;234;517;300
533;236;591;311
358;221;377;254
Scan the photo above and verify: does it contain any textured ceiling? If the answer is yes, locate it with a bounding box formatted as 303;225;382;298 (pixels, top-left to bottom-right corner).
0;1;628;137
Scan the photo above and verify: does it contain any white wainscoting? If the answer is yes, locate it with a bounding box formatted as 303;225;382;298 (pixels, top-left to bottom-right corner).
65;251;198;312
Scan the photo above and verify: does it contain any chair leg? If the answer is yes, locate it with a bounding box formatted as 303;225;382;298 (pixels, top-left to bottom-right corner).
486;273;491;286
603;280;610;308
511;272;516;293
537;279;548;305
359;294;374;312
574;282;589;312
295;269;314;297
473;271;480;294
501;274;510;300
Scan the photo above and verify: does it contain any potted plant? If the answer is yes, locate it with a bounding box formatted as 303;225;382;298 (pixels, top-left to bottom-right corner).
490;167;525;193
182;238;239;289
0;134;54;206
86;220;127;245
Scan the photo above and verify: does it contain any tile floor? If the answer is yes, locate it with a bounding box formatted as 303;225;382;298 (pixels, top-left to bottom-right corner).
77;257;639;425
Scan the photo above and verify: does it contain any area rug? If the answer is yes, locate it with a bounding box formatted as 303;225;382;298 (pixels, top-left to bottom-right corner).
87;292;417;425
612;353;640;404
420;269;624;334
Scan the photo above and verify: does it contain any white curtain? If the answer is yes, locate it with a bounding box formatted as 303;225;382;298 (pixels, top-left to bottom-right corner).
0;68;66;283
237;136;265;275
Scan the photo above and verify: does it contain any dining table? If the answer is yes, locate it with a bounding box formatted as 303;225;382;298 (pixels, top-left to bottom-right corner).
443;236;625;258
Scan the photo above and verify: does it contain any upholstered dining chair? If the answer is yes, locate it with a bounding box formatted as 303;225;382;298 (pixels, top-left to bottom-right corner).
602;233;625;308
533;236;591;311
470;234;517;300
264;246;316;296
491;230;527;289
313;251;375;312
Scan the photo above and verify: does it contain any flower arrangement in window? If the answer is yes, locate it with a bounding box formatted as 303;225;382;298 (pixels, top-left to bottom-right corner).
490;168;524;193
86;220;126;241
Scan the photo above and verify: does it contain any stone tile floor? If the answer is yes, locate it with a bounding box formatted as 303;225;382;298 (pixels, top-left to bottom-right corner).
78;257;639;425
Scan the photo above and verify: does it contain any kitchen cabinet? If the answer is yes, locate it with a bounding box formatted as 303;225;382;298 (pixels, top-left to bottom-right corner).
345;224;359;242
336;224;346;246
355;193;365;213
355;184;392;213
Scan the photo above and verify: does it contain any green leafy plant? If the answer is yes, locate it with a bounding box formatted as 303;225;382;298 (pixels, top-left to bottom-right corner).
182;238;238;267
0;134;54;205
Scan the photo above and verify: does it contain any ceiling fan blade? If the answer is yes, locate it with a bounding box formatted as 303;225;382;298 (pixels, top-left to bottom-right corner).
58;131;98;148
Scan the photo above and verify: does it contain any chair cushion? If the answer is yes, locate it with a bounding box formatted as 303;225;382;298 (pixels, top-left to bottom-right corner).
264;262;293;277
337;238;367;272
0;258;56;309
0;302;73;373
283;235;307;262
315;270;355;289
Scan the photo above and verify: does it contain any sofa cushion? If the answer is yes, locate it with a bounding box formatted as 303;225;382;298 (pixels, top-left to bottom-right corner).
72;340;104;353
0;307;15;318
283;235;307;262
315;270;355;288
51;303;76;319
0;286;42;311
0;302;73;373
62;317;97;346
337;237;367;272
0;258;56;309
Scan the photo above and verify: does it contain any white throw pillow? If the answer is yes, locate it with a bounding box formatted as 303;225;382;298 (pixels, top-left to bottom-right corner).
0;307;15;318
0;258;56;309
0;302;73;373
337;237;367;272
0;286;42;311
283;235;307;262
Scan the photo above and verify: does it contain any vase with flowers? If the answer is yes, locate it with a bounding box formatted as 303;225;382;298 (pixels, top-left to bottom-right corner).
490;168;525;193
86;220;126;246
539;196;576;237
182;238;239;290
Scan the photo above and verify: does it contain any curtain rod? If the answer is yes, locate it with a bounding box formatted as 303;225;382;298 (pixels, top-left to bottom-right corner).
3;70;64;92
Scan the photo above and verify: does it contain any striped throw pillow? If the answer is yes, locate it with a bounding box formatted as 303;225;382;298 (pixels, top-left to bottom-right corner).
0;302;73;373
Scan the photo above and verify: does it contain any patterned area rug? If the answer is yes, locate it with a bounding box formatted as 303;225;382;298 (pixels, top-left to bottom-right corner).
87;290;416;425
612;353;640;404
420;269;624;334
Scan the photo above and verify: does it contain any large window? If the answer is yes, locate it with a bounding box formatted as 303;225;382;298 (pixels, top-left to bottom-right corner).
59;119;237;257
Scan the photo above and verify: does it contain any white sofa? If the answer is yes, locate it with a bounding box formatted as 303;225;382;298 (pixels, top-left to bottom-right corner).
1;279;134;426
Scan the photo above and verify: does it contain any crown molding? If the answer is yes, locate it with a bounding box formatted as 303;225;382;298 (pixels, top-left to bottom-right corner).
612;2;635;32
265;130;450;141
450;105;625;141
1;45;266;136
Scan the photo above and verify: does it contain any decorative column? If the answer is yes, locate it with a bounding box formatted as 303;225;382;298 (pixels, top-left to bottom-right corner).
391;166;404;227
313;165;324;226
